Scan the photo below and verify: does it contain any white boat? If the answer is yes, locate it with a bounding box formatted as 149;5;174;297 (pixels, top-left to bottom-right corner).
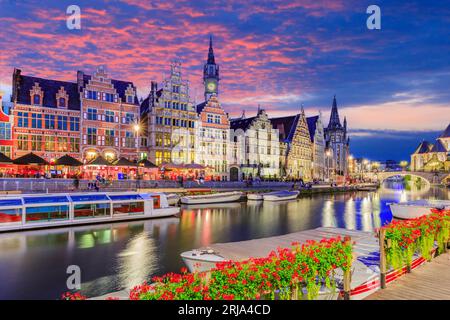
388;199;450;219
180;191;243;205
0;192;180;232
247;193;264;201
166;193;180;206
181;249;226;273
263;190;300;202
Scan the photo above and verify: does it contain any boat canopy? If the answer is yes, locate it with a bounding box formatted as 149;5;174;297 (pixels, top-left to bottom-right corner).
23;195;70;204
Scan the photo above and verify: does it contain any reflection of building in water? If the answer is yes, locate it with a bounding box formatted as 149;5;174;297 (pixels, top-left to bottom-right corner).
321;200;337;227
344;198;356;230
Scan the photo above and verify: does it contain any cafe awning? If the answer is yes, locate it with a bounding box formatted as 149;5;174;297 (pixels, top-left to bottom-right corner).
0;152;13;164
13;152;48;165
183;163;206;169
55;154;83;166
138;159;158;168
113;157;136;167
87;155;111;166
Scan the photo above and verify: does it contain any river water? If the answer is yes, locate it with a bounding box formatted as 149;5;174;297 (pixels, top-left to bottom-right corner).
0;182;448;299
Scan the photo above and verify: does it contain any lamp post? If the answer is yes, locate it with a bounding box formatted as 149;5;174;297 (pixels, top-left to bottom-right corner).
134;123;140;190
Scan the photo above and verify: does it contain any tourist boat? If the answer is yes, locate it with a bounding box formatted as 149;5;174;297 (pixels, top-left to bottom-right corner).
0;192;180;232
263;190;300;201
388;199;450;219
180;191;244;205
166;193;180;206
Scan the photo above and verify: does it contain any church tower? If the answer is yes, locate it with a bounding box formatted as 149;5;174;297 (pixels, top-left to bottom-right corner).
325;95;349;177
203;35;219;102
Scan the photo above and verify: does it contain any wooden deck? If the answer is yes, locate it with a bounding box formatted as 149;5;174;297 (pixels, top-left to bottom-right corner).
365;252;450;300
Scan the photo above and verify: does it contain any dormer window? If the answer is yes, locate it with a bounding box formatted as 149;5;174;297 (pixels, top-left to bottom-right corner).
33;94;40;105
127;95;133;104
59;97;66;108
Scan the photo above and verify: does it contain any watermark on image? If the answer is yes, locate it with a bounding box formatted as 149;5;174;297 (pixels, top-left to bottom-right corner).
66;5;81;30
66;265;81;290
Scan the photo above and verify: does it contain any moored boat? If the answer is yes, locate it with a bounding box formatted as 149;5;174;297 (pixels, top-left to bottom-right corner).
0;192;180;232
247;193;264;201
166;193;180;206
388;199;450;219
180;191;243;205
263;190;299;201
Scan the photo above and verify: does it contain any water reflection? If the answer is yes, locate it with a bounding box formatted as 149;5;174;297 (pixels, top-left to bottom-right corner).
0;184;448;299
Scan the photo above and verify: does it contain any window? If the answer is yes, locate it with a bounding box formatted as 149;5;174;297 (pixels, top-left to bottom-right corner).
207;114;213;123
58;97;66;108
18;135;28;150
127;95;133;104
58;137;68;152
164;133;171;147
0;122;11;140
57;116;67;130
69;117;79;131
17;112;29;128
69;137;80;152
31;114;42;129
125;131;134;148
156;116;163;125
105;93;115;102
33;94;40;105
214;115;221;124
45;136;55;151
87;108;97;120
155;151;162;165
31;135;42;151
105;129;115;146
45;115;55;129
0;146;11;158
164;118;171;126
105;110;114;123
87;128;97;145
125;113;134;124
155;133;163;147
87;91;98;100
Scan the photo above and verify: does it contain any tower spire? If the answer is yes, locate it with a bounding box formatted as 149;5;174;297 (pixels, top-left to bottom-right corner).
328;95;341;129
207;35;215;64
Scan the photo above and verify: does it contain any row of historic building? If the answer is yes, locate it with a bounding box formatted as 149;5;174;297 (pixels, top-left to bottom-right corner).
0;37;350;181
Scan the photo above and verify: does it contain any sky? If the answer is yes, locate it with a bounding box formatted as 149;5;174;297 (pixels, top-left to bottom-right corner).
0;0;449;161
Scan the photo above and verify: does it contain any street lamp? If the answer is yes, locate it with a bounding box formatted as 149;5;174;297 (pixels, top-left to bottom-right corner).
134;123;141;190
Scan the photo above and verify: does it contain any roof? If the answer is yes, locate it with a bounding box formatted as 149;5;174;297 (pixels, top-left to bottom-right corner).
230;116;257;131
440;123;450;138
196;101;207;114
113;157;136;167
14;73;80;110
328;95;342;129
82;74;139;105
306;116;319;143
138;158;157;168
269;115;299;142
431;139;447;153
413;141;434;154
55;154;83;166
87;155;111;166
0;152;13;163
13;152;48;165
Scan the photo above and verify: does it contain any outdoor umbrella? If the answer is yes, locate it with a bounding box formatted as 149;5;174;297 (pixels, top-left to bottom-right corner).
138;158;158;168
55;154;83;166
113;157;136;167
0;152;13;164
87;155;111;166
13;152;48;165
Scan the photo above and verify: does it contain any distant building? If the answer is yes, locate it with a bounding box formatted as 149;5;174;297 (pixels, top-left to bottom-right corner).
141;62;198;165
324;96;350;177
306;114;326;180
410;124;450;172
196;94;230;181
11;68;82;161
0;91;13;158
78;66;140;163
231;107;280;179
270;108;313;181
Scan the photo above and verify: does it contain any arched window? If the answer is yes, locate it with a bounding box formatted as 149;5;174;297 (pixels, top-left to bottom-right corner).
59;97;66;108
33;94;40;105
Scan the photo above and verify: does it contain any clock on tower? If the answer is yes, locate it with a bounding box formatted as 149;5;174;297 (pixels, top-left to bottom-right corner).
203;36;219;102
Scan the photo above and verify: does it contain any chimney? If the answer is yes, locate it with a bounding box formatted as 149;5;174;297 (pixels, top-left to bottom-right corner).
77;70;84;92
12;68;22;103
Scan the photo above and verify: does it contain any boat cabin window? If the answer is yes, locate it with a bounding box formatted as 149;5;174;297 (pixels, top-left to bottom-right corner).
23;196;69;204
112;201;144;216
0;199;23;225
25;205;69;223
74;203;110;219
109;194;143;201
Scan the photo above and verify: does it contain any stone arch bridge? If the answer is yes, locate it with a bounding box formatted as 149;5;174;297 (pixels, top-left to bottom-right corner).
364;171;449;185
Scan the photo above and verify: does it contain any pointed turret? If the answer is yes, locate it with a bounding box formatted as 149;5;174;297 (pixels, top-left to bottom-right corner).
328;95;342;129
207;35;215;64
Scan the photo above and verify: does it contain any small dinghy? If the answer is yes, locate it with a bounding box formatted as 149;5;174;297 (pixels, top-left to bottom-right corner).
388;199;450;219
180;191;244;205
263;190;300;202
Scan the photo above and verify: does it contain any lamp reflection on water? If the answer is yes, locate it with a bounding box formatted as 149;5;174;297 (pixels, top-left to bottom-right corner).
116;233;157;290
344;198;356;230
321;200;337;227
